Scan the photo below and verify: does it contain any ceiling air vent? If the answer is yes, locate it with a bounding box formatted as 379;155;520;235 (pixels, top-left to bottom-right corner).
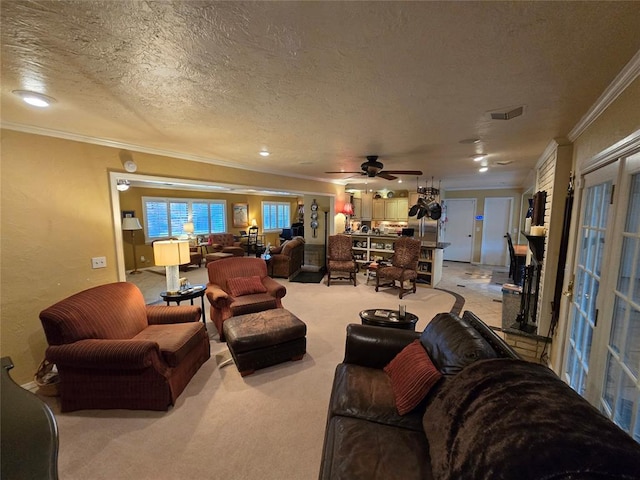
489;105;524;120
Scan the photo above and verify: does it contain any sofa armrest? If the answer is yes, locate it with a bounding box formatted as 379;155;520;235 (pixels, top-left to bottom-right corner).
146;305;201;325
209;243;223;252
46;339;161;369
343;323;420;369
262;276;287;299
205;284;232;308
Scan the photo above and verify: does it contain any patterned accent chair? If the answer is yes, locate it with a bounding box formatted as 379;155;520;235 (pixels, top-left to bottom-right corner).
206;257;287;341
39;282;210;412
327;234;358;286
375;236;421;298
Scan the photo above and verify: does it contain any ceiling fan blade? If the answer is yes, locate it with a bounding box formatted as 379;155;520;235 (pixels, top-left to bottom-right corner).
324;171;364;174
381;170;424;176
377;172;398;180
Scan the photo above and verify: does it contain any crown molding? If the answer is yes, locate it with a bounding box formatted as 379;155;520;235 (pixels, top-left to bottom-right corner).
0;122;344;186
568;49;640;142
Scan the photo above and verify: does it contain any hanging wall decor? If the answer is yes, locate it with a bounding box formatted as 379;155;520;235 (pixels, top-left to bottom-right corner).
310;199;319;238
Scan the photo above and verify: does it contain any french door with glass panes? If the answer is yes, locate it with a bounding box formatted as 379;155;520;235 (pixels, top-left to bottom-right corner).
564;152;640;442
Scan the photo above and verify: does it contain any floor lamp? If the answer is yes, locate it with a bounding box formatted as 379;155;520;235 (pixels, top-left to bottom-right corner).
122;217;143;274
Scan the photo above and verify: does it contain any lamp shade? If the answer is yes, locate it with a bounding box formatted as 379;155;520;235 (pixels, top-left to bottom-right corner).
342;203;354;216
183;222;194;234
153;240;190;266
122;217;142;231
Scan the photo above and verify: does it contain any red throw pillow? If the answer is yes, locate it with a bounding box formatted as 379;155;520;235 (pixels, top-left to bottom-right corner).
384;339;443;415
226;276;268;297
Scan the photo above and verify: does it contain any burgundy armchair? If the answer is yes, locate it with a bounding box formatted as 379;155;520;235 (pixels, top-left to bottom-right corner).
39;282;210;412
206;257;286;341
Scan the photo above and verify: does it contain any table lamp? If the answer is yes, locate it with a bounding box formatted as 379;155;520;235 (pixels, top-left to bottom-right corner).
342;202;354;231
183;222;194;236
122;217;143;274
153;240;190;294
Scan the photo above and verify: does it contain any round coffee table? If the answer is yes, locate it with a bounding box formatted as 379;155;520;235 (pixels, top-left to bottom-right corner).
359;309;419;331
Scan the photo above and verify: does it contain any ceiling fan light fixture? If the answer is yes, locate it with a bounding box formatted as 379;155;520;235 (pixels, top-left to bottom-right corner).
479;167;489;173
471;154;486;162
259;150;270;157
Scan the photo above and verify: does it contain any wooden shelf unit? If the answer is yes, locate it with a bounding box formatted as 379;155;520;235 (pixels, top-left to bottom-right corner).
417;245;443;287
350;235;443;288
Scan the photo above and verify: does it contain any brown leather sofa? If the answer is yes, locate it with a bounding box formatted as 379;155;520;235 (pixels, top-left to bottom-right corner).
319;311;640;479
205;257;286;341
39;282;210;412
269;236;305;279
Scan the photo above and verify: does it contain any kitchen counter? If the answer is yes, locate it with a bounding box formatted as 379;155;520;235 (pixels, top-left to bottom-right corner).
348;233;449;249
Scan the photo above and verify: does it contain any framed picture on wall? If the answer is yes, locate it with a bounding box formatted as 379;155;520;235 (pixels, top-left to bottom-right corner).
122;210;135;219
233;203;249;227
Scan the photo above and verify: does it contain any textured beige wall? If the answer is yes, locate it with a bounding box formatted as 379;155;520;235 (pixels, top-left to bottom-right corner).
0;130;340;383
573;78;640;167
548;78;640;372
441;188;524;263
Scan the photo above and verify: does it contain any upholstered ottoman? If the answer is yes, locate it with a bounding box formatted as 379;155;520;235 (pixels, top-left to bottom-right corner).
223;309;307;376
205;252;233;266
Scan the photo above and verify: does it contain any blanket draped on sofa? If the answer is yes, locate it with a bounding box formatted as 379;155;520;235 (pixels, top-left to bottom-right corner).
423;358;640;480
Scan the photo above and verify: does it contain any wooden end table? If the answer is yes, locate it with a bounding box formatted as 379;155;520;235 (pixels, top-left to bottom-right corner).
160;285;207;326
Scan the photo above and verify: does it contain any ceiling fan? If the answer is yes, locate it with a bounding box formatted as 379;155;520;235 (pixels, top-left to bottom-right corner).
325;155;423;181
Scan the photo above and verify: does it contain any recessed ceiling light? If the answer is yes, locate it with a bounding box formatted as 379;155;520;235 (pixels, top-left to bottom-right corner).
471;154;486;162
459;138;481;145
259;151;270;157
398;179;402;183
12;90;56;108
479;167;488;173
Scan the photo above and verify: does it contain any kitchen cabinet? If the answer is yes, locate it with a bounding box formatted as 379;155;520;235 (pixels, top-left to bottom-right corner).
372;199;385;220
381;198;409;221
361;192;373;220
384;200;398;220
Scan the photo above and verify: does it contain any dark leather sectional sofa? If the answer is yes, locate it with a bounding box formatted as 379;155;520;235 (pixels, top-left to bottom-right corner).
319;311;640;480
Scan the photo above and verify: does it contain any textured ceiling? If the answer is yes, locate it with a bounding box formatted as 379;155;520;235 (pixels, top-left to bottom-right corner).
2;1;640;191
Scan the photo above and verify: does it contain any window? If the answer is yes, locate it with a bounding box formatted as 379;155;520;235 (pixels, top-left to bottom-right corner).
262;201;291;231
142;196;226;241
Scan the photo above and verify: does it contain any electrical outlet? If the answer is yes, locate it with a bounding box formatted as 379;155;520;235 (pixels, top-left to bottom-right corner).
91;256;107;269
140;255;146;263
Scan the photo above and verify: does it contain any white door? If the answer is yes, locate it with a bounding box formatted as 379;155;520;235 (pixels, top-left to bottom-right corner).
441;199;475;262
481;197;512;266
564;151;640;441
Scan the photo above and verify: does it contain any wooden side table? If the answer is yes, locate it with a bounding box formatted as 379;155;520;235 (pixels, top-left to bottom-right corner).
160;285;207;326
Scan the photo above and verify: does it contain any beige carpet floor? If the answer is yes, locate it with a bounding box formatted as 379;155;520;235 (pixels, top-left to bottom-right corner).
43;272;458;480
